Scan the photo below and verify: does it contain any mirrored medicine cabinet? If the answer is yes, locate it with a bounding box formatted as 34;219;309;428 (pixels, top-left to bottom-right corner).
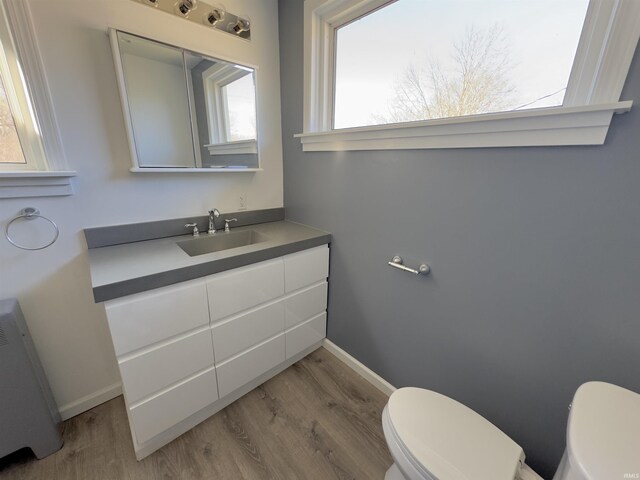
110;29;259;171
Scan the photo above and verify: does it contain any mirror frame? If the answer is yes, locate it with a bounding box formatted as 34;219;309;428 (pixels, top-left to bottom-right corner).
109;28;261;173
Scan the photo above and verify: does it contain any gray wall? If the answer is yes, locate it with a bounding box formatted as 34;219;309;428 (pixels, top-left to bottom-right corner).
278;1;640;476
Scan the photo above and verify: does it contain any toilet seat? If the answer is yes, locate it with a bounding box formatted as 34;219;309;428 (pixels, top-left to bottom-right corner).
385;388;526;480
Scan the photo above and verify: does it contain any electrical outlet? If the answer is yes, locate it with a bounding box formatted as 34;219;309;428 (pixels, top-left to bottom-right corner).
239;193;247;210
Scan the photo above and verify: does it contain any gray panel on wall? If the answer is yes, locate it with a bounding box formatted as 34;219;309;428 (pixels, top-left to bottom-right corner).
278;0;640;477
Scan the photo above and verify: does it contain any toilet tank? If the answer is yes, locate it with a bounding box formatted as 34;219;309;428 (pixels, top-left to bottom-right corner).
553;382;640;480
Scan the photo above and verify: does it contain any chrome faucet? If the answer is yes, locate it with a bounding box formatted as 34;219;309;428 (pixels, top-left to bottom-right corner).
208;209;220;234
224;218;238;232
185;223;199;236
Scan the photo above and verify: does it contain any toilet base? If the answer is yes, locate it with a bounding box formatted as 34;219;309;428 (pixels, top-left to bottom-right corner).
385;463;405;480
519;464;544;480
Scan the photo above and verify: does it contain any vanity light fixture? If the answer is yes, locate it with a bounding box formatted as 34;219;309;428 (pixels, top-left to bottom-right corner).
132;0;250;40
203;7;225;27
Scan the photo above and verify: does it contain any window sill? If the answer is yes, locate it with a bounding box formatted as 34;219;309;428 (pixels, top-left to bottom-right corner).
0;170;76;198
295;102;632;152
205;139;258;156
130;167;261;173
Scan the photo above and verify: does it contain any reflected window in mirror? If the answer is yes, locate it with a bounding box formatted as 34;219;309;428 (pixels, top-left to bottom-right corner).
223;74;256;142
187;52;258;163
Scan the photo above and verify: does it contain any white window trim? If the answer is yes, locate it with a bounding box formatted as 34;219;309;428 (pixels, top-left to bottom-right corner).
185;70;203;168
297;0;640;152
202;63;250;144
0;0;74;197
204;138;258;155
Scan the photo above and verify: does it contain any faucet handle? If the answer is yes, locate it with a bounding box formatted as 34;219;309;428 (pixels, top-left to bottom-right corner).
185;223;199;236
224;218;238;232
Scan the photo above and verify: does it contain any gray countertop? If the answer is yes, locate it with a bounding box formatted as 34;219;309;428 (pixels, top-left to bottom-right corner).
87;220;331;303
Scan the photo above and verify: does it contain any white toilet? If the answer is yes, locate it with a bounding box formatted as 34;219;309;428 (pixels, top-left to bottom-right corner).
382;381;640;480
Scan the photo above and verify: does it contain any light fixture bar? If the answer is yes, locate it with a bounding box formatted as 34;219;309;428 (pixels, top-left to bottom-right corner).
133;0;251;40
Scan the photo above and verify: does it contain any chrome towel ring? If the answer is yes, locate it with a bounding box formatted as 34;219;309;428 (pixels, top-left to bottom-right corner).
5;207;59;250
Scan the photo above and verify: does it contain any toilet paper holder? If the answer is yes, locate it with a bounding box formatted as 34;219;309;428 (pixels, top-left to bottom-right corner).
388;256;431;276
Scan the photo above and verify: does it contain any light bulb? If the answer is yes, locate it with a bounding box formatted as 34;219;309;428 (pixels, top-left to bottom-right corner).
204;7;225;26
230;16;250;35
175;0;197;17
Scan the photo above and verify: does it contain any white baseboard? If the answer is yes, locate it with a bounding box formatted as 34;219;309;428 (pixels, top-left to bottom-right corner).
322;339;396;396
59;382;122;420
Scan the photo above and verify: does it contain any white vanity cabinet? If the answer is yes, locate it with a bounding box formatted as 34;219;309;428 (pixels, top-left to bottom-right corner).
103;244;329;459
283;248;329;359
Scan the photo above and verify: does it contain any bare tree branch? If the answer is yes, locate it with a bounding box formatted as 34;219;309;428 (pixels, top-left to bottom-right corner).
375;24;515;124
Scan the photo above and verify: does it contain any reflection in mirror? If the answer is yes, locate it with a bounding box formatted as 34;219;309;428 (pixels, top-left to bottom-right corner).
113;30;259;170
185;51;258;168
118;31;196;167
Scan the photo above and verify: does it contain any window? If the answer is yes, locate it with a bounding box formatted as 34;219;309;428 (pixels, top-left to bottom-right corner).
298;0;640;151
0;0;73;197
222;74;256;142
333;0;589;129
0;73;26;165
200;60;258;154
0;0;44;171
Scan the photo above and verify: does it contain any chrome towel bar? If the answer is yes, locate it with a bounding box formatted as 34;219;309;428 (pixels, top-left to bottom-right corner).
388;256;431;276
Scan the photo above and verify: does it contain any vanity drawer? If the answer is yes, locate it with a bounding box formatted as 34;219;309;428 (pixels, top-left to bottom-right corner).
216;334;285;398
211;300;284;363
284;245;329;293
207;258;284;321
129;366;218;445
106;279;209;356
286;312;326;360
284;281;327;329
119;328;214;404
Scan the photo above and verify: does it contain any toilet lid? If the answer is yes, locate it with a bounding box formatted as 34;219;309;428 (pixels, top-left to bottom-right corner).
387;388;525;480
566;382;640;479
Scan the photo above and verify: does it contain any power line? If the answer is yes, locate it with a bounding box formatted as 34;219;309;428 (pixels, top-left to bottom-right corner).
512;87;567;110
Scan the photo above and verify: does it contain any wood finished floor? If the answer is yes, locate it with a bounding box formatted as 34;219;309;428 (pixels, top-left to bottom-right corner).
0;348;393;480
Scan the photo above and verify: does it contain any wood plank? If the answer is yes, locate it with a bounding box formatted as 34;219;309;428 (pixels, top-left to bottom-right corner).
0;347;393;480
